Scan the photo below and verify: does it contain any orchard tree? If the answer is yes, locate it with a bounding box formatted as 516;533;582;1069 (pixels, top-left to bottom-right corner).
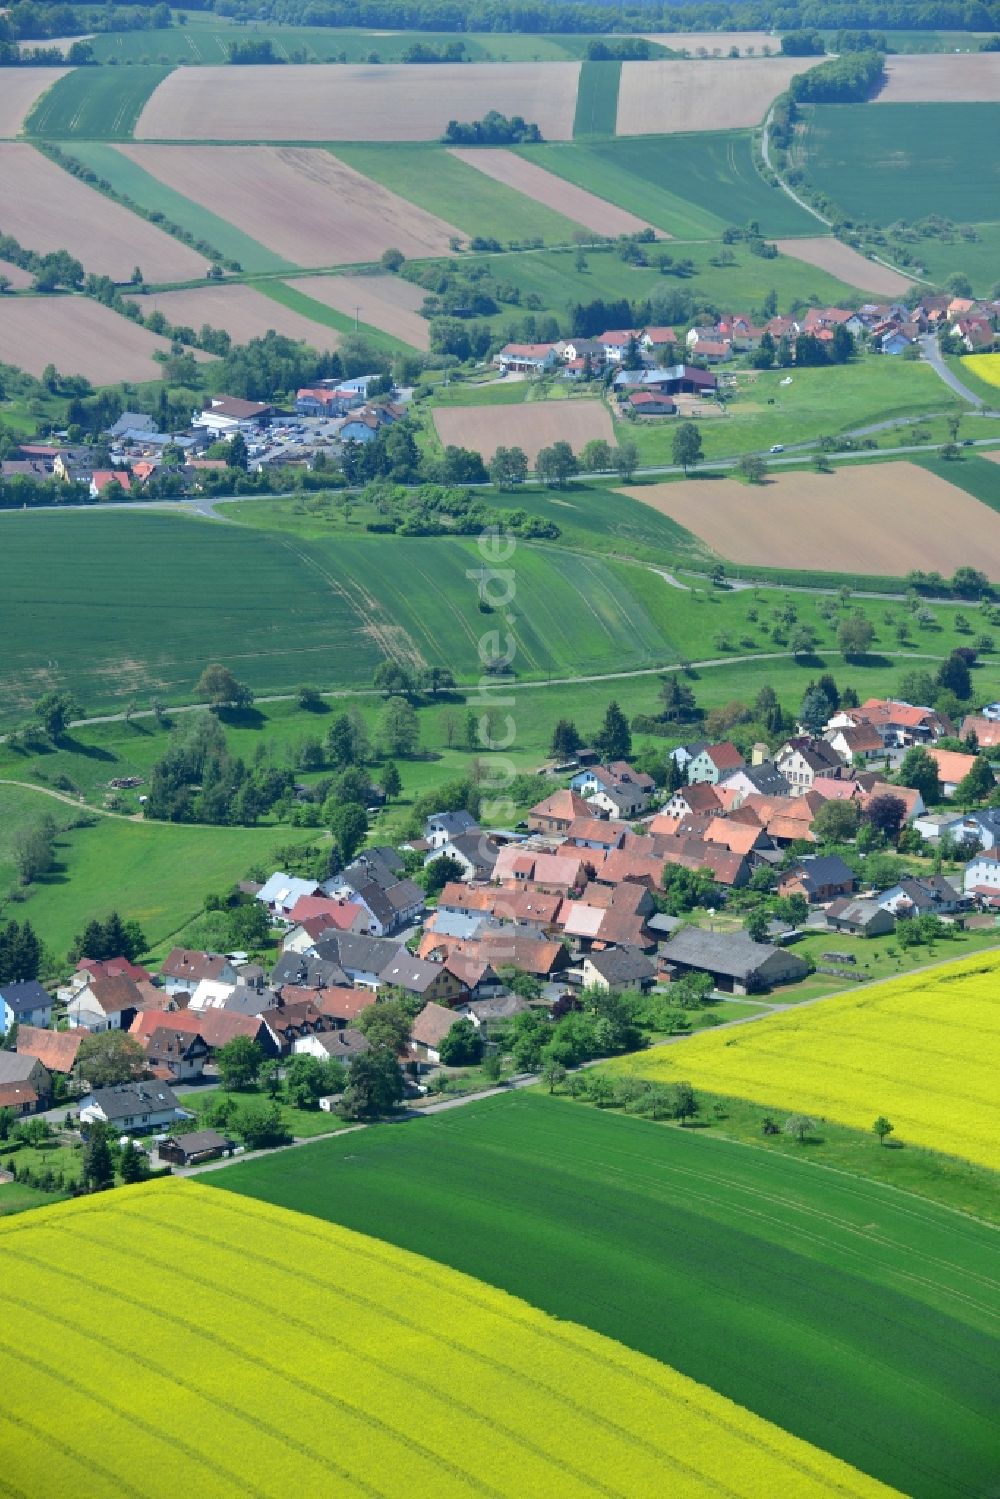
672;421;703;473
613;440;639;481
784;1113;816;1144
379;696;419;757
216;1035;263;1091
77;1032;146;1088
837;615;875;658
381;761;402;802
744;907;771;943
581;438;612;472
535;441;578;488
196;663;253;710
33;690;80;741
329;802;368;863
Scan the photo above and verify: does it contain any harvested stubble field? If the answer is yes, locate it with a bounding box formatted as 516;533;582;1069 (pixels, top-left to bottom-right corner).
120;144;459;267
433;397;614;461
288;273;429;349
0;67;67;135
628;461;1000;576
135;62;581;142
616;56;815;135
614;951;1000;1169
874;51;1000;101
0;144;205;282
218;1092;999;1499
447;146;656;236
0;296;212;384
640;30;781;54
134;283;342;350
775;236;913;295
0;258;33;289
0;1179;899;1499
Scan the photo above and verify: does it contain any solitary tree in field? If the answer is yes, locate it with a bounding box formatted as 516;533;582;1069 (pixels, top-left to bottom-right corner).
672;421;703;473
489;445;528;489
784;1113;816;1144
381;761;402;802
736;453;767;484
196;663;253;710
837;614;875;658
873;1116;894;1147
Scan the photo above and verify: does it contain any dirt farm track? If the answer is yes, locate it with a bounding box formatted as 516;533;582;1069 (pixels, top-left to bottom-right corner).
433;399;614;463
134;62;581;141
626;462;1000;577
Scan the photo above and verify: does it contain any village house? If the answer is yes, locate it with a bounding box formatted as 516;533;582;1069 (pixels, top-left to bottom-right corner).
658;782;723;820
824;723;885;765
457;992;530;1030
194;394;272;436
426;830;500;882
446;953;505;1002
492;343;558;374
779;854;856;906
623;391;678;417
79;1080;190;1134
824;898;895;938
0;980;53;1034
16;1026;83;1076
409;1002;460;1064
425;810;479;849
581;947;656;993
963;850;1000;903
527;789;592;836
959;714;1000;750
570;761;655;818
89;469;131;499
717;761;791;802
378;954;464;1007
927;748;977;798
0;1052;51;1111
258;1001;341;1057
876;876;966;920
686;742;745;785
143;1026;211;1084
65;973;157;1032
914;806;1000;850
160;950;237;998
776;737;842;794
292;1027;370;1068
828;699;951;748
313;933;407;990
130;1007;274;1058
158;1130;235;1167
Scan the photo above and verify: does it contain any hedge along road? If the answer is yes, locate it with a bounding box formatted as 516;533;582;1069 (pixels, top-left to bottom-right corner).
208;1090;1000;1499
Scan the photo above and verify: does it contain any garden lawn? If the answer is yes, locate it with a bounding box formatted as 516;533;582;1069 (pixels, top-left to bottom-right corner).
0;1179;897;1499
612;950;1000;1170
25;65;172;139
330;144;584;246
178;1088;354;1139
520;132;818;238
212;1091;1000;1499
65;143;292;273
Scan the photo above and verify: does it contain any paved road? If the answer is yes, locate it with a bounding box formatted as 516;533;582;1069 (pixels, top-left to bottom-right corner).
919;333;997;410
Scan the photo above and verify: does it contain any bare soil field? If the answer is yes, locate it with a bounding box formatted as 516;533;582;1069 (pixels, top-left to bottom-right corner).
0;296;212;383
640;31;781;55
135;62;581;141
0;259;34;289
119;144;460;266
0;144;205;282
616;57;814;135
982;450;1000;467
447;147;658;236
624;462;1000;575
288;273;429;349
775;237;913;296
433;398;613;462
134;283;341;349
875;53;1000;101
0;67;67;135
21;34;92;55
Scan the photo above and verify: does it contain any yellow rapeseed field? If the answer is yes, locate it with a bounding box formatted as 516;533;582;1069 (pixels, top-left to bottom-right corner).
613;951;1000;1169
962;353;1000;388
0;1179;902;1499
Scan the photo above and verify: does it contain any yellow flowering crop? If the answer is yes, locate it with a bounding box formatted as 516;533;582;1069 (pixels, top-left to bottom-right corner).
962;353;1000;388
0;1179;901;1499
613;950;1000;1169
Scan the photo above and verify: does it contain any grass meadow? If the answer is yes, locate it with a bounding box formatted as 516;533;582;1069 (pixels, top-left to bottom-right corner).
213;1091;1000;1499
521;132;819;238
329;144;585;246
66;143;293;273
0;1179;895;1499
24;65;171;138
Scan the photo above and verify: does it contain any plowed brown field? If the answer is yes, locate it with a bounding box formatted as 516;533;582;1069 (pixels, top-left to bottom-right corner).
616;57;814;134
289;274;429;349
119;144;460;266
875;53;1000;101
0;259;33;289
135;62;581;141
0;297;213;383
0;144;205;282
134;283;341;349
433;398;613;463
0;68;67;135
625;462;1000;576
775;238;913;296
447;148;658;236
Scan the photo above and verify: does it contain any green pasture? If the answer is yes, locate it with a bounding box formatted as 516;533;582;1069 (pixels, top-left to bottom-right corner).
573;60;621;138
0;783;304;961
212;1092;1000;1499
24;65;171;140
178;1087;355;1138
328;144;583;248
521;133;818;239
618;356;963;463
63;143;292;274
459;239;869;331
800;103;1000;228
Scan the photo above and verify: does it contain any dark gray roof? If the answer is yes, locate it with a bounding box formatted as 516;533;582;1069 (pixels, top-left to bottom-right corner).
648;913;683;936
87;1081;182;1121
316;933;405;975
719;762;790;795
447;833;500;872
459;994;530;1023
825;898;887;926
0;980;51;1015
663;927;800;981
166;1128;230;1158
378;955;445;994
0;1052;44;1085
586;947;656;985
270;952;348;990
426;810;478;839
384;878;425;913
343;847;405;893
789;854;855;889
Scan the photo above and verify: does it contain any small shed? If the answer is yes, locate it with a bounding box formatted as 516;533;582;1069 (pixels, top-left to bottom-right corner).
158;1129;235;1167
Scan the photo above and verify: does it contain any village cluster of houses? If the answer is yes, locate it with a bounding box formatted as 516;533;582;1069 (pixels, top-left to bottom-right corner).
3;694;998;1130
1;377;405;497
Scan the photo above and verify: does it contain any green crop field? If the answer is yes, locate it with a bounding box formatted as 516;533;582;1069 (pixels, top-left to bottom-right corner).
24;65;172;139
255;280;404;352
212;1092;1000;1499
522;132;819;239
573;60;621;138
328;145;583;247
0;783;305;959
63;143;292;273
800;103;1000;226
